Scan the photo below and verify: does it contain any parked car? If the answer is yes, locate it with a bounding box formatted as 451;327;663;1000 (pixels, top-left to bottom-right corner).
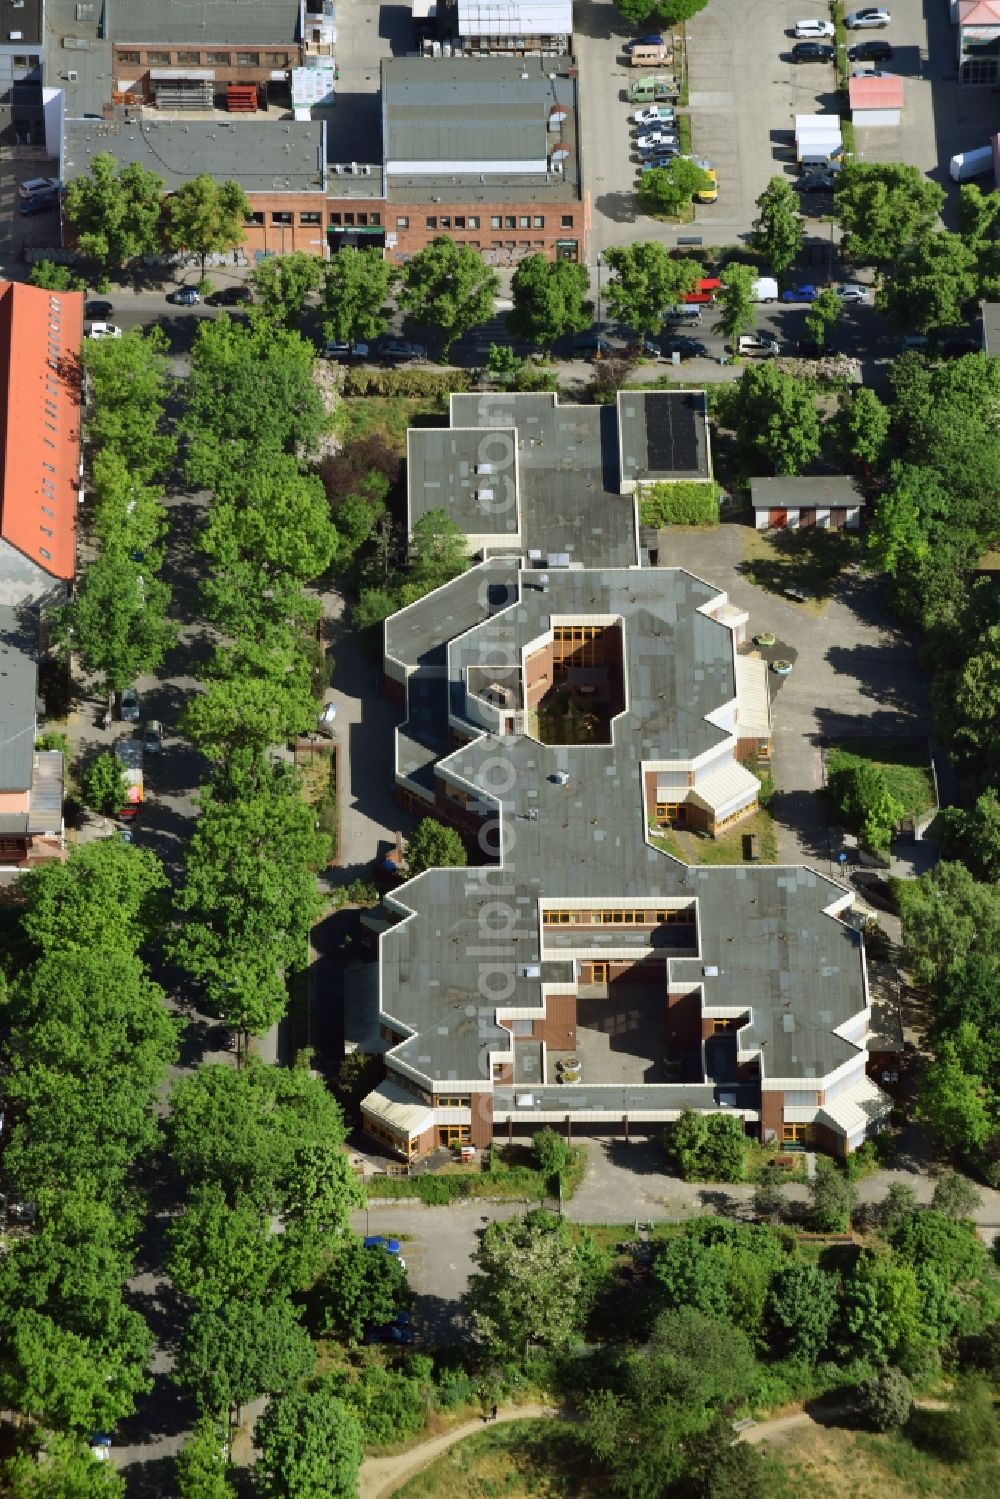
205;286;253;306
624;33;665;52
86;323;122;339
798;170;837;191
836;282;869;302
572;330;618;359
693;166;719;203
781;284;819;302
737;333;779;357
849;38;893;59
636;129;679;148
322;340;369;361
120;686;140;722
626;335;662;358
640;147;680;164
783;583;814;602
664;305;703;325
19;194;56;215
791;41;834;61
316;701;338;738
365;1312;413;1346
84;299;114;320
364;1235;406;1270
168;286;200;305
633;105;674;125
89;1435;113;1464
794;18;835;36
143;720;163;754
376;337;427;362
845;7;890;27
850;67;892;77
19;176;59;198
662;335;708;359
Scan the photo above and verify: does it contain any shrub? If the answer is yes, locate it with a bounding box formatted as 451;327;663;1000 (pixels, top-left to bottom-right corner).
752;1165;788;1224
665;1109;746;1183
639;480;720;527
931;1168;982;1221
80;749;129;816
808;1159;856;1232
856;1365;912;1431
435;1364;476;1409
35;730;71;759
342;367;471;398
533;1127;572;1182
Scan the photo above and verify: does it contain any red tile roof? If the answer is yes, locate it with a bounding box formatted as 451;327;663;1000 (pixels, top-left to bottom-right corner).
849;74;904;111
0;280;84;581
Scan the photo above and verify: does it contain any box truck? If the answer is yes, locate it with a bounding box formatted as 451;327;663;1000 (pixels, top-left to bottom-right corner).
949;146;995;182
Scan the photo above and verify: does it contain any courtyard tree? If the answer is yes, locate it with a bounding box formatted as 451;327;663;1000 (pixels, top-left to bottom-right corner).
322;246;396;346
931;1168;982;1221
508;254;592;351
254;1382;364;1499
180;634;319;764
28;261;86;293
464;1210;595;1355
399;237;500;357
305;1236;407;1343
714;262;758;345
834;162;945;264
80;752;129;818
638;158;713;217
164;175;251;276
876;231;978;335
62;152;165;272
808;1158;856;1232
666;1109;745;1182
250;251;325;330
915;1034;993;1159
751;176;804;275
603;241;701;339
896;861;1000;990
721;362;821;476
866;462;949;579
405;817;468;877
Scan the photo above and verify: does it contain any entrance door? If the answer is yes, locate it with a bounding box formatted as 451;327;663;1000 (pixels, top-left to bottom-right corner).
438;1125;471;1147
782;1122;812;1147
591;961;609;984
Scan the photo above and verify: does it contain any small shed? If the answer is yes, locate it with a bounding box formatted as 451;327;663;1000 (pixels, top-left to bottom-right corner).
849;73;903;129
750;476;865;532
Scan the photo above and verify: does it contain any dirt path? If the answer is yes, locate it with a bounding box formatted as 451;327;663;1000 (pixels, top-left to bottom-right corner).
358;1404;559;1498
740;1397;948;1447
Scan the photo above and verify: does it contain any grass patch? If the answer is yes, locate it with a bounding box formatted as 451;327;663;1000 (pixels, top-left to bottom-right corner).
639;479;719;527
745;1139;807;1182
334;395;444;453
296;740;337;858
396;1419;603;1499
758;1418;1000;1499
650;804;778;866
677;113;692;156
826;739;935;821
831;0;849;94
373;1144;586;1204
741;526;859;612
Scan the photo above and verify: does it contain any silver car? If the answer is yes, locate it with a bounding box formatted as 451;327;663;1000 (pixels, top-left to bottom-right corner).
845;7;890;26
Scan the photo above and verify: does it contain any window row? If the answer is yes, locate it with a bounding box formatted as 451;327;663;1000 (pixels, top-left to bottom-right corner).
543;909;694;926
117;50;289;67
435;1095;471;1108
396;213;576;231
553;625;602;642
365;1118;416;1155
329;211;382;226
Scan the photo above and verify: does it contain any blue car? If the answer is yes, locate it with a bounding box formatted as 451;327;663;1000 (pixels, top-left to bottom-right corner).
365;1311;413;1345
364;1235;401;1255
781;284;819;302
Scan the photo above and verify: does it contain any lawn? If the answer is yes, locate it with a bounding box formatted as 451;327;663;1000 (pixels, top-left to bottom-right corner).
826;739;936;821
651;804;777;866
395;1419;603;1499
741;526;859;613
758;1418;1000;1499
334;395;444;452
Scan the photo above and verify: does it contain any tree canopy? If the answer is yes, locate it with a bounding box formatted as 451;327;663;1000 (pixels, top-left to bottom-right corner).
508;254;592;350
834;162;945;264
603;242;701;337
62;152;165;271
163;176;250;274
399;237;500;356
464;1210;606;1354
321;247;396;346
751;176;804;275
254;1382;364;1499
720;362;821;476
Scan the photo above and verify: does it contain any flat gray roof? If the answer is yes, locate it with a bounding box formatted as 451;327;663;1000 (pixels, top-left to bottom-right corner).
750;476;865;509
0;606;38;794
382;55;580;191
618;390;712;484
1;0;41;47
449;392;638;567
385;561;518;672
63;117;325;194
108;0;301;46
408;427;521;541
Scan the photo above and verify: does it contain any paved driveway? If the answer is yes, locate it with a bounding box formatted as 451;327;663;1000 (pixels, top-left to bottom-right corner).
650;523;931;869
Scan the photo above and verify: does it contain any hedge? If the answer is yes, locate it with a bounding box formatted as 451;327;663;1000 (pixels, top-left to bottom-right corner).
639;480;720;527
342;367;472;398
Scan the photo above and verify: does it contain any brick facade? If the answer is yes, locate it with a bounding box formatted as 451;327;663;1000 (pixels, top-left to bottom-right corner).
240;193;329;257
326;193;589;265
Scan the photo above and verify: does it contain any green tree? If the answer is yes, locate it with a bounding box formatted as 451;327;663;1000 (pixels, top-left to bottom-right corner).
250;252;325;330
180;637;319;764
321;247;396;346
62;152;165;272
174;1299;315;1422
255;1382;364;1499
752;1163;789;1224
715;262;760;346
957;182;1000;246
170;757;329;1041
767;1263;837;1362
931;1169;982;1221
877;1181;919;1237
936;790;1000;884
28;260;86;292
407;507;469;588
722;362;821;476
406;817;468;877
508;254;592;351
866;462;950;579
399;237;499;357
827;760;904;856
751;176;804;275
856;1366;913;1431
843;1250;923;1363
532;1127;572;1182
603;242;701;339
82;328;175;484
1;950;178;1197
80;752;129;817
305;1236;407;1343
803;286;841;348
616;0;709;22
876;231;978;335
921;1374;999;1460
55;548;176;711
1;1435;126;1497
949;624;1000;764
164;176;250;276
0;1308;152;1435
916;1037;993;1158
166;1059;350;1214
638;157;712;217
809;1158;856;1232
685;1418;768;1499
834;162;945;265
897;862;1000;990
166;1183;280;1312
175;1415;236;1499
464;1210;592;1354
835;387;890;469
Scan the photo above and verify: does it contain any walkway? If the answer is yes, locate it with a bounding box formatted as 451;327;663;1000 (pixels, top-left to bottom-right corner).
359;1404;558;1499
